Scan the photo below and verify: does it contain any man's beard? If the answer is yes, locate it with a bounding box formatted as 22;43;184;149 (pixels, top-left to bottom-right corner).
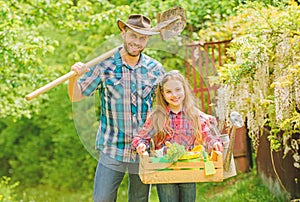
123;42;145;57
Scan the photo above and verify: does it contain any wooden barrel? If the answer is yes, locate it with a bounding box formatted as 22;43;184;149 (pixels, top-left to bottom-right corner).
257;128;300;200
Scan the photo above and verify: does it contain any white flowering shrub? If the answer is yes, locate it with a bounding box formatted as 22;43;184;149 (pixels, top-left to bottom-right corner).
202;1;300;168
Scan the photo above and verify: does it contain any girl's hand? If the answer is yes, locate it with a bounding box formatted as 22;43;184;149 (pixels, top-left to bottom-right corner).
206;114;218;126
213;142;223;153
199;111;218;126
136;143;146;154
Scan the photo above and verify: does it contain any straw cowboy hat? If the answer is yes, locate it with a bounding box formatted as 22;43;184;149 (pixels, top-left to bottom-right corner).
117;14;160;35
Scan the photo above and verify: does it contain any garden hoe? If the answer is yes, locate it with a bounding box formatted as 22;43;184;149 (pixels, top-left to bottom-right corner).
25;6;186;101
210;111;244;178
223;111;244;171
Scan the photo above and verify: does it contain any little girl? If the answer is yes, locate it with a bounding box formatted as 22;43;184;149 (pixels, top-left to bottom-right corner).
131;70;223;202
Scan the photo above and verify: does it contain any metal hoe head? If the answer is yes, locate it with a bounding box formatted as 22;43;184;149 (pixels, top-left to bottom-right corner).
230;111;244;128
154;6;186;41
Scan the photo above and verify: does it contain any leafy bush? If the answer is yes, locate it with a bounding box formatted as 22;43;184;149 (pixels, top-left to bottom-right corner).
0;176;19;202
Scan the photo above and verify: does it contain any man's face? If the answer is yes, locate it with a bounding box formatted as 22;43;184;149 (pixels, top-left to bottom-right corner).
122;28;149;57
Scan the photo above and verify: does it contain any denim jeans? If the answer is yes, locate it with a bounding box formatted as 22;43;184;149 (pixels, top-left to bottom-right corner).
93;153;150;202
156;183;196;202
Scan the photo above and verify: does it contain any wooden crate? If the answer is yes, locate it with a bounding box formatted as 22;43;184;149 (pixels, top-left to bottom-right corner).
139;152;223;184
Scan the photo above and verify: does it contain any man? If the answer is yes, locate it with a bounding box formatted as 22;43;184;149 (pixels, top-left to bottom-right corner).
68;14;165;202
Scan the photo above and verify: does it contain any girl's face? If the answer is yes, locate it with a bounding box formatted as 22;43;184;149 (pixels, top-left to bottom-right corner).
162;79;185;112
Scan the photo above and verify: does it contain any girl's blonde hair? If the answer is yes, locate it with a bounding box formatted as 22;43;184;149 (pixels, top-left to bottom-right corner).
151;70;202;144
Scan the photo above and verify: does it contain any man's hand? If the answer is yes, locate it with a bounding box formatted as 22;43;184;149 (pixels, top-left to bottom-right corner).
71;62;89;78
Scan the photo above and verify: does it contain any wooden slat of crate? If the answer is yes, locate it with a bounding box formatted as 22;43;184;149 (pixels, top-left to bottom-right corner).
142;159;223;170
139;152;223;184
140;168;223;184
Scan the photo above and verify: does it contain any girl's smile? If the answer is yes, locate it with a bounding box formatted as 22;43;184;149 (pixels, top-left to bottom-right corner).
163;79;185;113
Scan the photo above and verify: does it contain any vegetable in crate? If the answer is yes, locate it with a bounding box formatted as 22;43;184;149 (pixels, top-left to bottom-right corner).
165;142;186;162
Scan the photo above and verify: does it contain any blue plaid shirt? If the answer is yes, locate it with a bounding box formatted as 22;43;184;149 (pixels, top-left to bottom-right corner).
79;49;165;162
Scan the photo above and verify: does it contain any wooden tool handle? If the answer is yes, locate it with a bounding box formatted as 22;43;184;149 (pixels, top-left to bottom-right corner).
84;45;120;68
25;71;77;101
25;46;121;101
223;126;236;171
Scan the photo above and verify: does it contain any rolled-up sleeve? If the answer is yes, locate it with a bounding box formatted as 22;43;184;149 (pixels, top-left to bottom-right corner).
200;116;222;152
131;117;155;150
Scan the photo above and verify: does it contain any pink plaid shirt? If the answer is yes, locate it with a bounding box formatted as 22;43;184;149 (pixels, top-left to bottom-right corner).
131;107;221;152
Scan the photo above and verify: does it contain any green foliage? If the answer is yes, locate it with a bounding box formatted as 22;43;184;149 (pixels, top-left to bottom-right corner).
0;176;19;202
0;117;48;184
0;0;130;119
0;86;96;189
196;0;292;42
0;0;57;119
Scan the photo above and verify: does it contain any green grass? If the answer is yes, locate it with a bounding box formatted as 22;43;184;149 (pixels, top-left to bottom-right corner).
14;169;287;202
194;170;287;202
16;185;94;202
